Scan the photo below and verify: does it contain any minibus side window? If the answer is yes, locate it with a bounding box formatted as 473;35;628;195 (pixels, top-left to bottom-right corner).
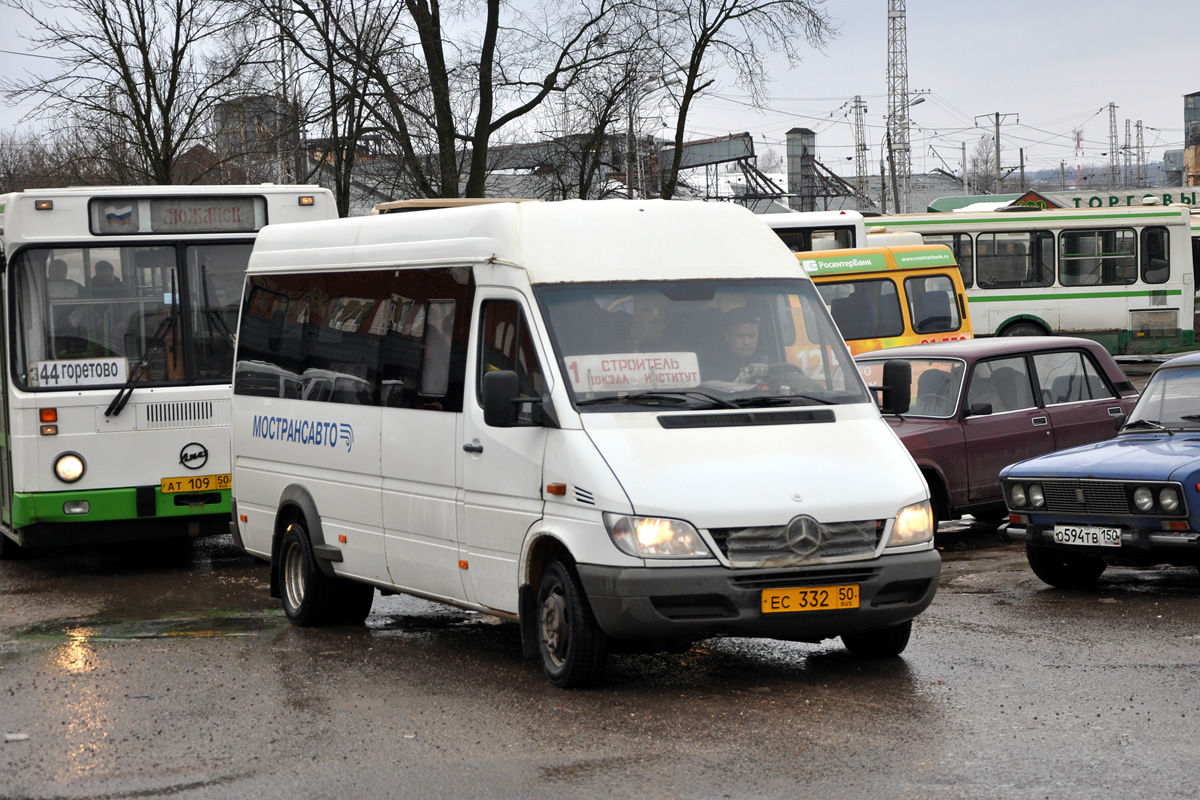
478;299;545;424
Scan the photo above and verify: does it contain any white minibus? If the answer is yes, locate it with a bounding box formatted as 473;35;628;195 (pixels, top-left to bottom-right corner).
230;199;940;687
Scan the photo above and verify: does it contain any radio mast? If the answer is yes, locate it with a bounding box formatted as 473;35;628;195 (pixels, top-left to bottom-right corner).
886;0;912;212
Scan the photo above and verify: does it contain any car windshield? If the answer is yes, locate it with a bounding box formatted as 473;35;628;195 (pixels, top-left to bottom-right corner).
535;278;869;410
856;357;965;417
1125;364;1200;431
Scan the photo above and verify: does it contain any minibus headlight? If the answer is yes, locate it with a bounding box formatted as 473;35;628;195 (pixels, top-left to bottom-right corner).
603;513;711;558
1134;486;1154;512
889;500;934;547
54;452;85;483
1160;487;1180;513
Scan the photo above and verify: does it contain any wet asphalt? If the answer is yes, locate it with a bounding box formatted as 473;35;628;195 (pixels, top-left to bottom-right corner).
3;362;1196;799
2;523;1200;800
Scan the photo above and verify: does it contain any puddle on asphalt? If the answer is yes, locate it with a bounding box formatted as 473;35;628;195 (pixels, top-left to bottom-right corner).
11;610;282;646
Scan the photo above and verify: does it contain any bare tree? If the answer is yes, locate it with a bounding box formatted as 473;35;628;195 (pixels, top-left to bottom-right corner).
970;134;996;194
247;0;641;199
654;0;835;199
1;0;263;184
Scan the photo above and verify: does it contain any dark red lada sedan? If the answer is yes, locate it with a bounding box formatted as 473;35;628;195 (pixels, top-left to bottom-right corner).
855;337;1139;527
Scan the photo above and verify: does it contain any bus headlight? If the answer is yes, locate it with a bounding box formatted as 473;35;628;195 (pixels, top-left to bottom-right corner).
54;452;85;483
604;513;711;558
889;500;934;546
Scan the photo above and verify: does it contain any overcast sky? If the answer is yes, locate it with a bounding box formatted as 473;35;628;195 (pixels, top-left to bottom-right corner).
681;0;1194;179
1;0;1192;182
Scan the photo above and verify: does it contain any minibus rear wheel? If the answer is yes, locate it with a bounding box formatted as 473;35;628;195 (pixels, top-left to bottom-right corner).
279;521;338;626
840;620;912;658
536;559;607;688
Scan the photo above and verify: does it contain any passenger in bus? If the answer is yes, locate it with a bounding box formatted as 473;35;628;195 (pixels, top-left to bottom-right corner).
47;259;82;298
91;260;122;289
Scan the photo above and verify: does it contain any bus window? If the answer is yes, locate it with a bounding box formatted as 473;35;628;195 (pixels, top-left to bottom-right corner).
1060;229;1136;286
906;275;962;334
977;231;1053;289
920;233;973;288
1141;227;1170;284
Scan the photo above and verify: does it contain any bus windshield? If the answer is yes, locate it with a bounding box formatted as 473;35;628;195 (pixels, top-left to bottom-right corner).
12;243;249;390
536;278;869;409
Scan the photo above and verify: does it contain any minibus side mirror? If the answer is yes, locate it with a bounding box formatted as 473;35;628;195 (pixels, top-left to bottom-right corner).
878;359;911;415
483;370;521;427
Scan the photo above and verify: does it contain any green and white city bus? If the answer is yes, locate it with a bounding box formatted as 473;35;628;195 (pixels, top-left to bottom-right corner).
0;185;336;556
877;201;1194;355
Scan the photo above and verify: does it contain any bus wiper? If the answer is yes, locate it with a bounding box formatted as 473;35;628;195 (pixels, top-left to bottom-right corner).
106;271;180;417
577;391;736;409
1120;418;1172;434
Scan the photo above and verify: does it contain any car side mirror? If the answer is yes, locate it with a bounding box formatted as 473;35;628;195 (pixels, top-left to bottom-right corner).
1113;413;1126;431
878;359;911;415
966;402;993;417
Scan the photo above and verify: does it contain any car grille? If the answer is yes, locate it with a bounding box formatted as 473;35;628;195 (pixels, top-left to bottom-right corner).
1038;479;1129;514
708;517;883;568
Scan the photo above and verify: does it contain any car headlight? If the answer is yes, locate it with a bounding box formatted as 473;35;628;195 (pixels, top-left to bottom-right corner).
1009;483;1027;508
889;500;934;547
1028;483;1044;508
54;452;85;483
1160;487;1180;513
603;513;711;558
1134;486;1154;512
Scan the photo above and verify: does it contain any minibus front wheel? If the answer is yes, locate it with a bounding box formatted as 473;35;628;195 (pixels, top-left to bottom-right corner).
537;559;608;689
279;521;374;626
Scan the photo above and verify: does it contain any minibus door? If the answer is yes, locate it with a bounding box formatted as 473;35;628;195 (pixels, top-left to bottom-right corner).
459;297;549;613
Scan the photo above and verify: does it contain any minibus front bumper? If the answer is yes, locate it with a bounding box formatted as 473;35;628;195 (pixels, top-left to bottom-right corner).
575;549;941;642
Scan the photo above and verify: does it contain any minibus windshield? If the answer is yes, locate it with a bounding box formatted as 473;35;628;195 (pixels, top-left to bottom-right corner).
537;278;870;410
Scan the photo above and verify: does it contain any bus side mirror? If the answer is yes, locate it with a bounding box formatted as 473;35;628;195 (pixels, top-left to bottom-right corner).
879;359;911;415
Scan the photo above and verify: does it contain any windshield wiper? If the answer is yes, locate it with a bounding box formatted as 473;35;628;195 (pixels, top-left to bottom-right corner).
732;393;833;407
106;271;180;417
577;391;737;409
1120;418;1172;435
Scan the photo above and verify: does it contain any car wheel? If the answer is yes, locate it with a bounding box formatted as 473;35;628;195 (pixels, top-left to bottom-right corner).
1001;321;1046;337
841;620;912;658
537;559;607;688
1025;544;1106;589
279;520;338;626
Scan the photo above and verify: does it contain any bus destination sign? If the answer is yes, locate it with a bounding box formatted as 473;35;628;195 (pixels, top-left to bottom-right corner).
30;358;129;388
90;197;264;235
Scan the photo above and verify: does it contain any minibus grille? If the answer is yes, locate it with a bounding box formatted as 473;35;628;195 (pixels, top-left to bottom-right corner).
709;517;883;568
140;400;231;430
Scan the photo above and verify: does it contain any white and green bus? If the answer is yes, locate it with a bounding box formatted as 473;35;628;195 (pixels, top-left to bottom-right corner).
0;185;336;557
876;201;1195;355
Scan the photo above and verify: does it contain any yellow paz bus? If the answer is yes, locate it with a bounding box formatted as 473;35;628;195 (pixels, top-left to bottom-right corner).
797;244;974;355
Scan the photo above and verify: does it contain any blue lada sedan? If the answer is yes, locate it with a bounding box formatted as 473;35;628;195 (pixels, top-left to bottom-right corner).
1002;351;1200;588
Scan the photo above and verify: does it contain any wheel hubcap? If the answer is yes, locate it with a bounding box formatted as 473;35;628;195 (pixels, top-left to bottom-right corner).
283;542;306;611
540;586;568;667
